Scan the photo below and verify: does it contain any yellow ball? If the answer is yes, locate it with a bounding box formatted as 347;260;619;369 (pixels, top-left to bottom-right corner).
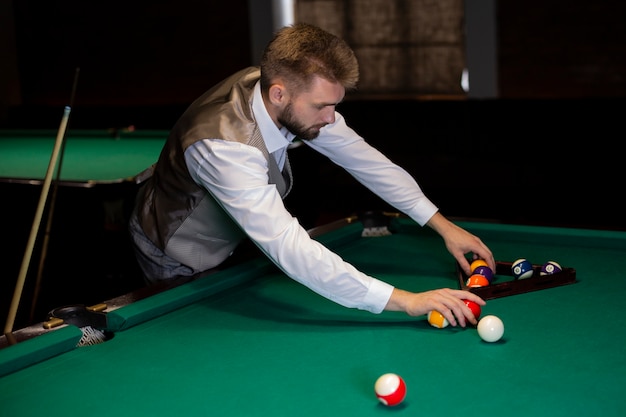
427;310;449;328
470;259;489;273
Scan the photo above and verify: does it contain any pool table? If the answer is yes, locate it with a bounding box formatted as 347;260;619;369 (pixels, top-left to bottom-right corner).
1;214;625;416
0;128;167;186
0;129;167;330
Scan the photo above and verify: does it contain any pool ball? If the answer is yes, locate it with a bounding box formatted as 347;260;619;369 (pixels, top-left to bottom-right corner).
466;274;490;287
375;373;407;406
464;299;481;320
540;261;562;275
427;310;449;328
477;315;504;342
511;258;533;279
473;265;494;283
470;259;489;272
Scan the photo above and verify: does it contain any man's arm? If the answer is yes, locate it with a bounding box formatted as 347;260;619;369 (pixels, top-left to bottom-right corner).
384;286;486;327
425;212;495;275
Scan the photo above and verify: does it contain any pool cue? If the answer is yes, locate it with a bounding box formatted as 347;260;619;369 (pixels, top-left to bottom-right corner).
4;85;77;335
28;68;80;323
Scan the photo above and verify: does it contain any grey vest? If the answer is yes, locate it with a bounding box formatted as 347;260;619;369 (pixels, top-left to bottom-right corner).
136;67;292;272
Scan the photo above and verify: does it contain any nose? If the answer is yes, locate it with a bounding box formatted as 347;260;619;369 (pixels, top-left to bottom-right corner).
322;107;336;124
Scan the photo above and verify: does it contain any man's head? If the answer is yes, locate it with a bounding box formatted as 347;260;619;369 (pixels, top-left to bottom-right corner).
260;23;359;95
260;23;359;140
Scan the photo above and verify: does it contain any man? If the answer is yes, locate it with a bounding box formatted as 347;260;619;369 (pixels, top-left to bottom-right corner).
129;23;494;327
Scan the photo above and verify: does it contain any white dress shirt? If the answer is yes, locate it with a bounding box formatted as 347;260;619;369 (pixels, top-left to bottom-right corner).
184;82;438;314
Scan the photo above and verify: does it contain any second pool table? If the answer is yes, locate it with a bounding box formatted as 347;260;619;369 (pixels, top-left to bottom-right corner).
0;128;167;185
0;129;167;329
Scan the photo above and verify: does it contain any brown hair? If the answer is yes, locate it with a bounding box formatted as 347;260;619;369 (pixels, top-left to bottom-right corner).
260;23;359;95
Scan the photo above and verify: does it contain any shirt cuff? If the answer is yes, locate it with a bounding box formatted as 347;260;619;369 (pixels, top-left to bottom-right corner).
405;200;439;226
361;278;395;314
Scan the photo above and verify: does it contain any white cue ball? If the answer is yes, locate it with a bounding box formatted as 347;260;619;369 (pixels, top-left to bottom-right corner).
477;315;504;342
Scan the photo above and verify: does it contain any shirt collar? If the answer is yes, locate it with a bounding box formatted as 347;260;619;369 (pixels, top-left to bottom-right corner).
252;81;296;154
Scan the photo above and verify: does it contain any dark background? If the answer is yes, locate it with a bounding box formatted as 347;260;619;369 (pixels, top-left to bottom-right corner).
1;1;625;329
1;1;623;227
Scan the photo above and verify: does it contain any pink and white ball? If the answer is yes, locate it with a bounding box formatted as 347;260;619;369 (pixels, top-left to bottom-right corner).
374;373;407;406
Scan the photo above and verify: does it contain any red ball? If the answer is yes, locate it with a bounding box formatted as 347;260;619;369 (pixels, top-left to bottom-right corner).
464;299;482;320
375;373;407;406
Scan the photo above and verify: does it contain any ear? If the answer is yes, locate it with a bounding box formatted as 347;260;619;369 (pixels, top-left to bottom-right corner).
268;83;287;106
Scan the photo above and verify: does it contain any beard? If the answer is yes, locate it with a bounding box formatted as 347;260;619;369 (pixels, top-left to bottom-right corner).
277;102;324;141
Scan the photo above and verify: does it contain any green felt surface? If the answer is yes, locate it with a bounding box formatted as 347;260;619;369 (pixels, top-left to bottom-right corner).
0;129;167;183
1;219;625;416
